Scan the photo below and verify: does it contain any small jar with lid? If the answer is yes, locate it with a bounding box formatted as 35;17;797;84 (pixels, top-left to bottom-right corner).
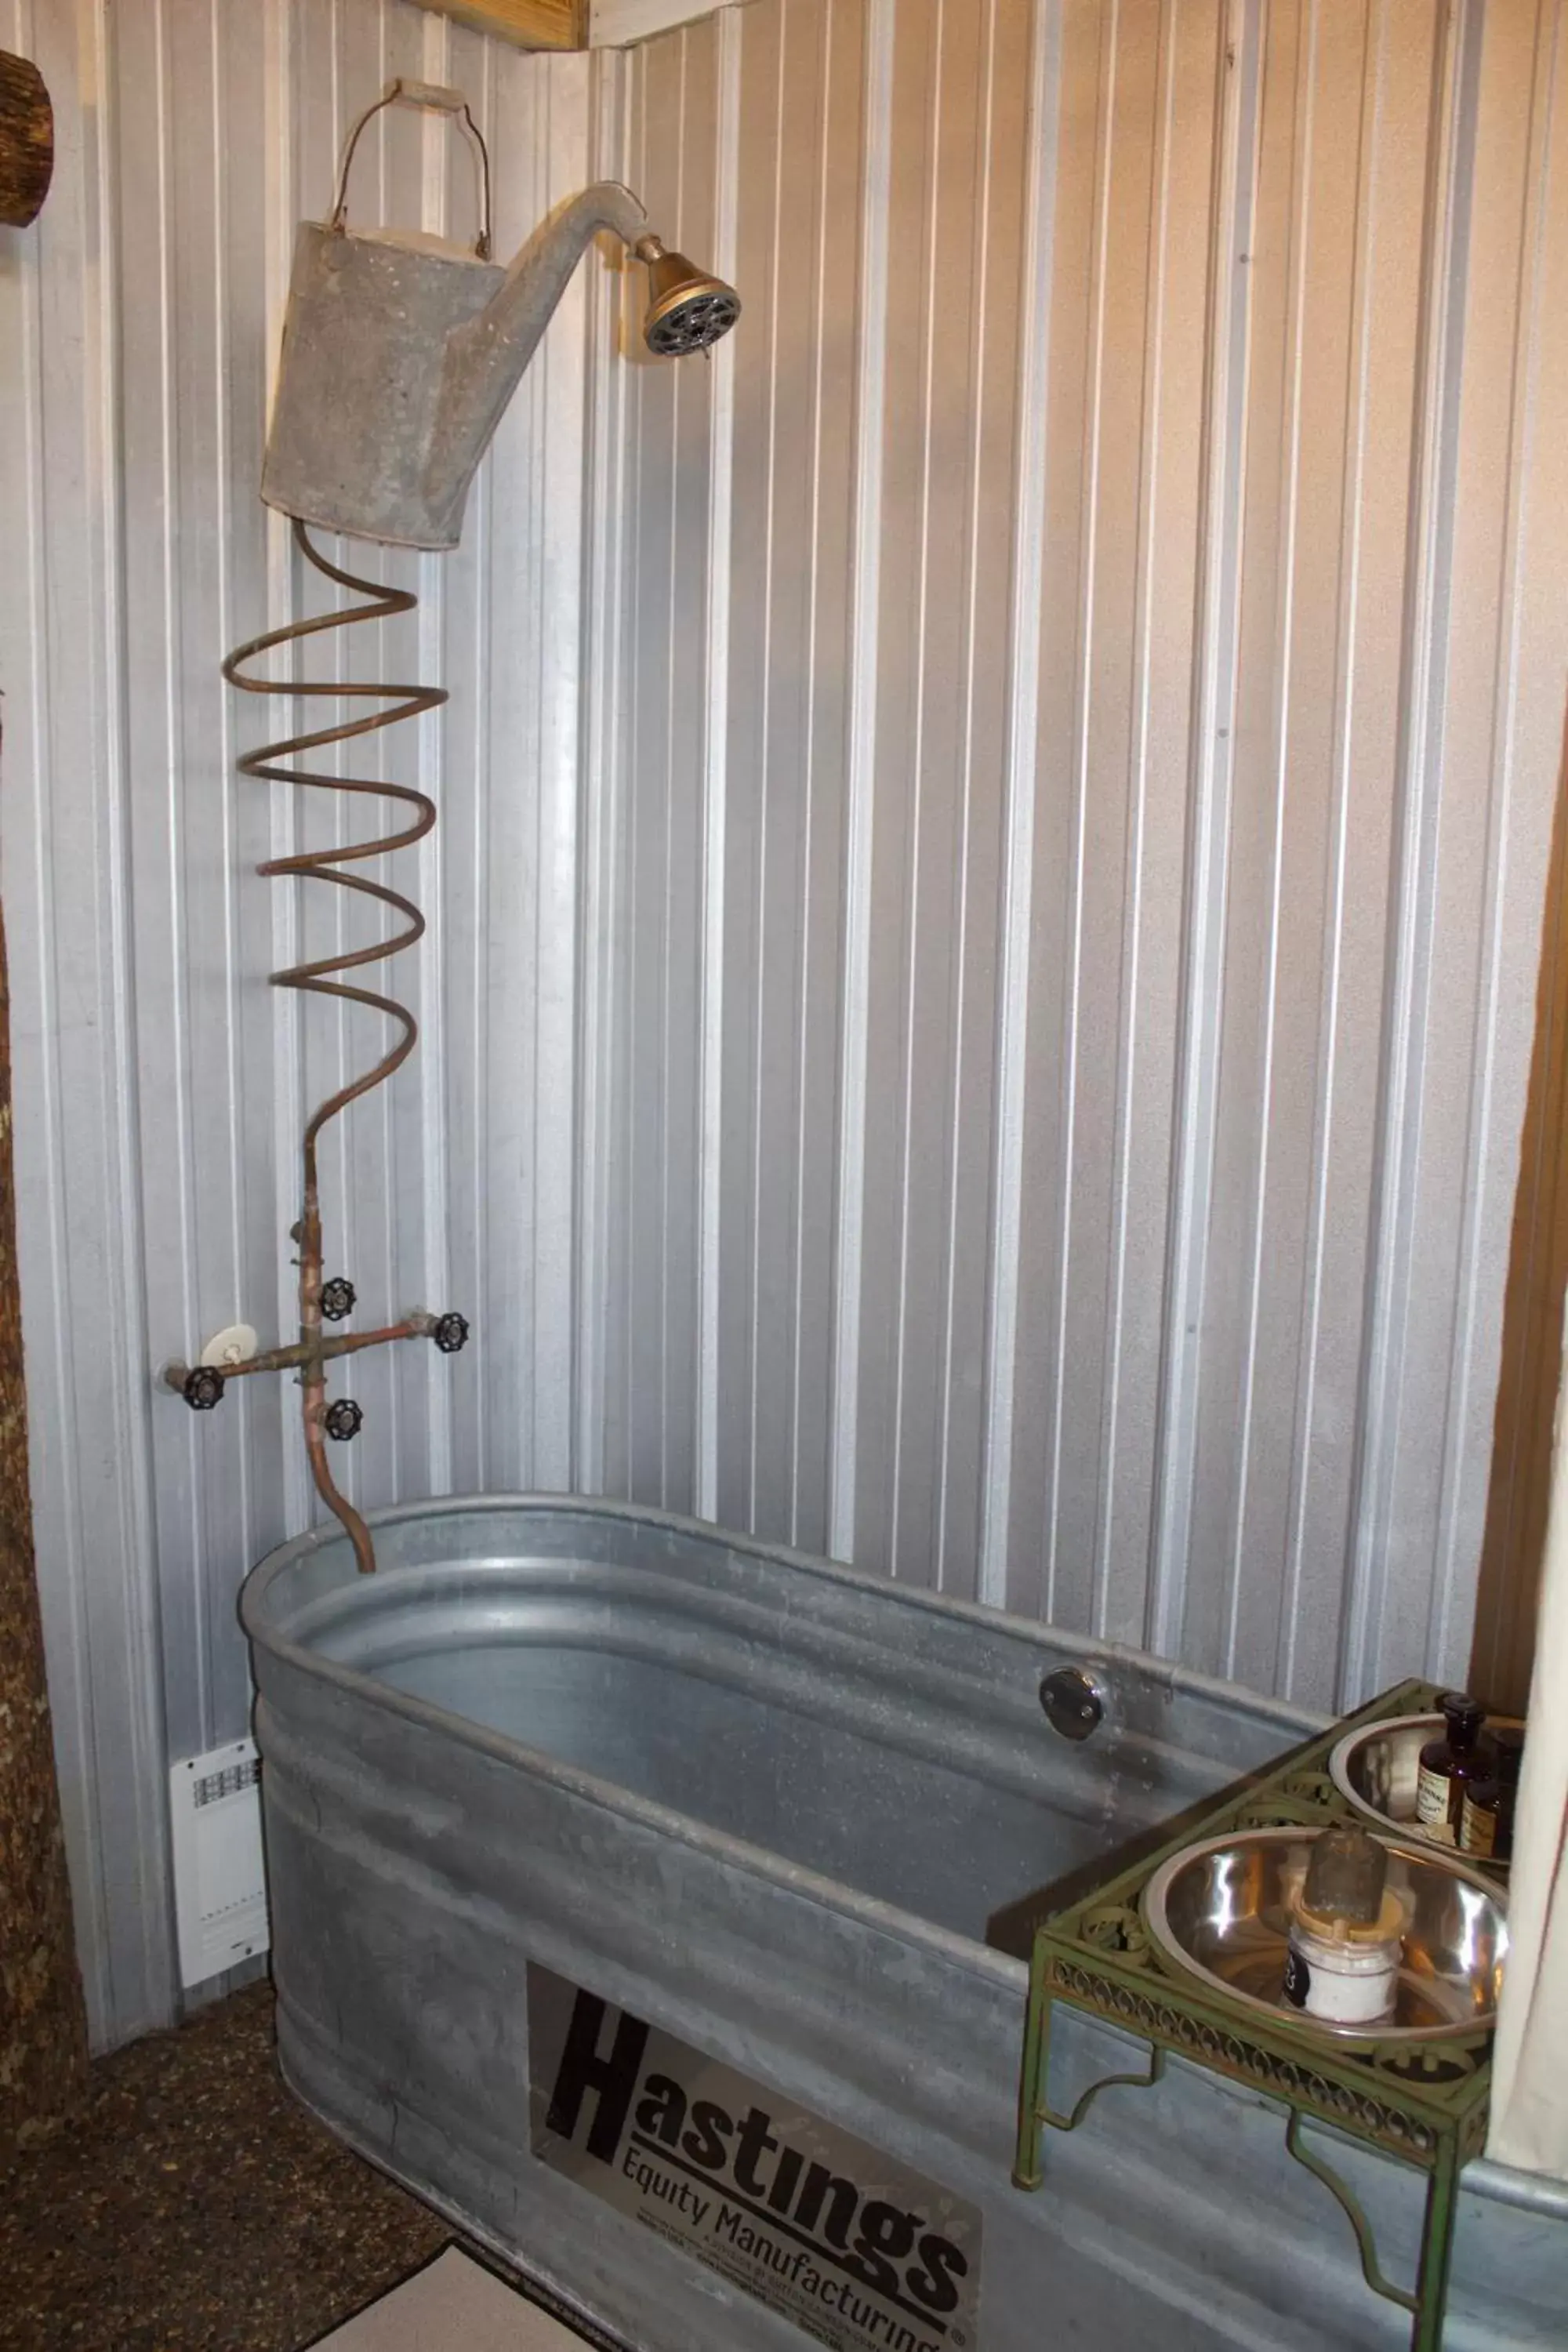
1415;1693;1487;1846
1282;1827;1407;2027
1461;1725;1525;1861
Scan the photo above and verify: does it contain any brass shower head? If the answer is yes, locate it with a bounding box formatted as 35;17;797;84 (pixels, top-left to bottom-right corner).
636;235;741;357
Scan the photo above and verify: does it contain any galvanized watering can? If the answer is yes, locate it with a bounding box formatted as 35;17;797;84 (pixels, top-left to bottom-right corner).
262;78;739;553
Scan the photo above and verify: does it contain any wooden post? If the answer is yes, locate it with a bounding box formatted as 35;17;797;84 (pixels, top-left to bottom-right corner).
1472;724;1568;1712
0;52;53;228
0;715;88;2155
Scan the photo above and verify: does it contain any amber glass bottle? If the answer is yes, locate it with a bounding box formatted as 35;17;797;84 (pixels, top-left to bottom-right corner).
1461;1726;1524;1861
1415;1693;1486;1845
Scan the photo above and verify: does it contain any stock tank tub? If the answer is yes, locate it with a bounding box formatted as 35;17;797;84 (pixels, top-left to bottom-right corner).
242;1497;1566;2351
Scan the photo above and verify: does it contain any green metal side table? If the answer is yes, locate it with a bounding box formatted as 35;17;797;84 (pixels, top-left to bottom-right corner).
1012;1681;1497;2352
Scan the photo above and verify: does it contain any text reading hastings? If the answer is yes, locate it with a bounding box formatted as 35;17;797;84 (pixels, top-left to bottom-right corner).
527;1965;984;2352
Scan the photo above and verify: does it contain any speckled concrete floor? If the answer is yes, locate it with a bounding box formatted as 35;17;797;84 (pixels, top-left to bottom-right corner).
0;1981;452;2352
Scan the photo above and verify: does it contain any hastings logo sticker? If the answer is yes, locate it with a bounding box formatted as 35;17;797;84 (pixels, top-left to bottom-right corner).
527;1965;982;2352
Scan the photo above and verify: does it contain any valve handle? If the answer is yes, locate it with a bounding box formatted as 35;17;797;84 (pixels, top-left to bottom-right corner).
182;1365;226;1411
324;1397;364;1442
321;1276;356;1323
433;1312;470;1356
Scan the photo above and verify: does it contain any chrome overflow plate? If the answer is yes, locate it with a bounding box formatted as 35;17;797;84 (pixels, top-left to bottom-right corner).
1040;1665;1106;1741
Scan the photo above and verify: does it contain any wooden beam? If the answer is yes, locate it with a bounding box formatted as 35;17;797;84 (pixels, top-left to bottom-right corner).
1472;719;1568;1714
0;52;53;227
404;0;586;49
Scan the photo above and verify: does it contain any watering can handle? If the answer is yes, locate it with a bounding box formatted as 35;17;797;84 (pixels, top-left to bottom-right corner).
328;78;493;260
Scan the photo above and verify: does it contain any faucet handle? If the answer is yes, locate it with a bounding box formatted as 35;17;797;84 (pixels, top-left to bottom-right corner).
324;1398;363;1443
180;1365;227;1412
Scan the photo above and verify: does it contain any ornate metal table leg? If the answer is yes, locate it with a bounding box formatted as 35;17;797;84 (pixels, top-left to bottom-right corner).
1411;2136;1461;2352
1286;2108;1461;2351
1013;1976;1165;2187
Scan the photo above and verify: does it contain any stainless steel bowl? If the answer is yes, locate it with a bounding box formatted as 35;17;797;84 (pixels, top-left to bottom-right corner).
1142;1828;1507;2043
1329;1714;1523;1868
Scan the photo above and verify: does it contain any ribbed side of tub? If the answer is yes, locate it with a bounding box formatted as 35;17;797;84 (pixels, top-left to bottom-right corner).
251;1635;1564;2352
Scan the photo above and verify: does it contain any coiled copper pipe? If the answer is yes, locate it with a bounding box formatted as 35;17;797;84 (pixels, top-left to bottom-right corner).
220;520;443;1573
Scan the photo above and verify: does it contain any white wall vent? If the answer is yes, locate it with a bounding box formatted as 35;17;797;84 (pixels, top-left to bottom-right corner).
169;1736;270;1987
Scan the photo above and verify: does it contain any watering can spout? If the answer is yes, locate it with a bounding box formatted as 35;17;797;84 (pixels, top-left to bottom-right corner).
427;183;650;532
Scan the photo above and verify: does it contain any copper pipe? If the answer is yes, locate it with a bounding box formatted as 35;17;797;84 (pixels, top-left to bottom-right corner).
162;1318;433;1390
221;522;445;1573
299;1179;375;1578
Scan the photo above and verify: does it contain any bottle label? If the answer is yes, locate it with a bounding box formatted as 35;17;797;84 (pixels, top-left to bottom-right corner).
1461;1795;1496;1857
1415;1762;1456;1841
1282;1946;1311;2009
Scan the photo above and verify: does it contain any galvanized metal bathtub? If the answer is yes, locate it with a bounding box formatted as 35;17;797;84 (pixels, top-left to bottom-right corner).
241;1497;1566;2351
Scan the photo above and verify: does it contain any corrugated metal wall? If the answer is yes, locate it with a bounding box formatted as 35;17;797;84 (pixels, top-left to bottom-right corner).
595;0;1568;1683
1;0;1563;2050
0;0;610;2047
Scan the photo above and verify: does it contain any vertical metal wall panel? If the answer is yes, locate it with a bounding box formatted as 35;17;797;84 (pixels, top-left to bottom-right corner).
1258;0;1439;1704
1094;0;1229;1650
1184;0;1443;1694
856;0;1031;1596
1007;0;1226;1645
713;0;873;1551
826;0;893;1564
709;0;781;1540
572;43;633;1503
601;20;720;1511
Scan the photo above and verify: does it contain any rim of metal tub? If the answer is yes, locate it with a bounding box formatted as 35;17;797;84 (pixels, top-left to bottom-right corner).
241;1490;1322;1726
242;1495;1312;1989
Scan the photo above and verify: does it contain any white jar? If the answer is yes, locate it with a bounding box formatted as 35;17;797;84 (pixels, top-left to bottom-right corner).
1283;1911;1401;2026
